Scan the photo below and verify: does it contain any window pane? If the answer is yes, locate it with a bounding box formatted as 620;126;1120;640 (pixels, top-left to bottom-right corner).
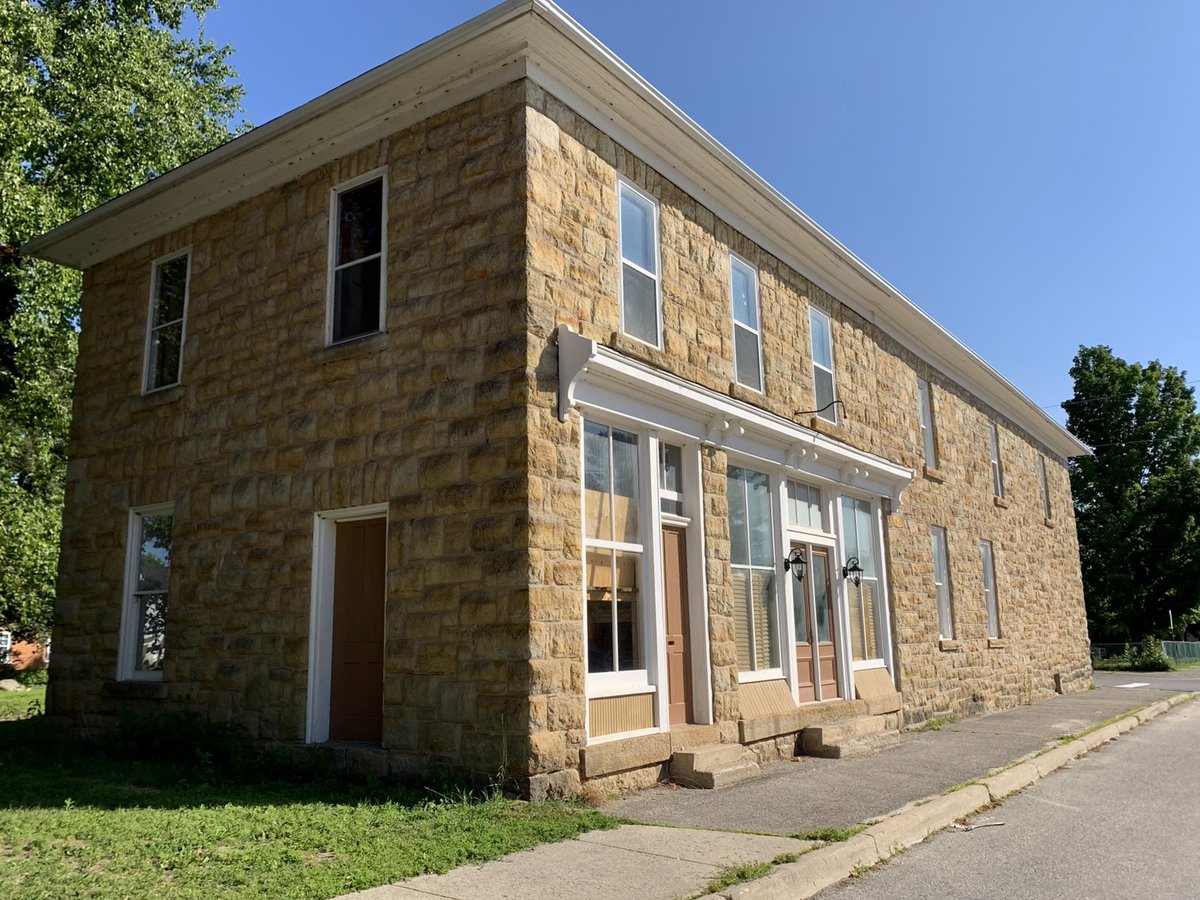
586;549;615;673
746;469;774;567
809;308;832;368
812;553;831;643
659;444;682;494
814;368;835;417
918;378;937;465
611;428;640;544
137;514;173;590
337;179;383;265
731;259;757;328
752;571;779;669
792;549;810;643
854;501;876;577
787;481;821;530
734;325;762;390
333;257;382;341
982;541;1000;638
149;322;182;389
136;592;168;672
154;256;188;325
731;568;753;671
614;550;641;670
583;422;611;541
620;188;655;274
727;467;749;565
622;266;658;344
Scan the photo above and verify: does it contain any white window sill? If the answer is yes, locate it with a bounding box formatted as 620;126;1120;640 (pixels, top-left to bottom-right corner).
737;667;785;684
587;674;654;699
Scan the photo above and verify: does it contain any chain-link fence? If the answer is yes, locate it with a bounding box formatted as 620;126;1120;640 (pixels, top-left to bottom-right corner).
1162;641;1200;663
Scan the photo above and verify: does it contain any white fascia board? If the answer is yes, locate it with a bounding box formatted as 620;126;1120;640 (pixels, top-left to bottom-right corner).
557;325;913;503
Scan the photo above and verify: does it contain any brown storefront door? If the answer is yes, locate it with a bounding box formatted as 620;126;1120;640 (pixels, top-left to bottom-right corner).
793;544;841;702
662;525;694;726
329;518;386;743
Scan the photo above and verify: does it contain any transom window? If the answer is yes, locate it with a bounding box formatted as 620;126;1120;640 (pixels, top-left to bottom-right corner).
917;377;937;467
987;422;1005;499
121;505;174;679
727;465;779;673
144;251;189;392
618;182;661;347
786;480;824;531
329;174;385;344
809;308;837;422
583;422;644;675
931;526;953;639
730;255;763;391
981;540;1000;638
659;442;684;516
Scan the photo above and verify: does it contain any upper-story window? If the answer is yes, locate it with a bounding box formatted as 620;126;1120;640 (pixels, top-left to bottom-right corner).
618;181;661;347
120;504;174;680
809;307;837;422
329;173;385;344
144;250;189;392
730;254;763;391
1038;455;1052;520
917;377;938;467
987;422;1005;499
981;539;1000;638
930;525;953;639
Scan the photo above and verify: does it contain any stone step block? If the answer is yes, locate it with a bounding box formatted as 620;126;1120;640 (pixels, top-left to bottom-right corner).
801;713;901;758
670;742;761;789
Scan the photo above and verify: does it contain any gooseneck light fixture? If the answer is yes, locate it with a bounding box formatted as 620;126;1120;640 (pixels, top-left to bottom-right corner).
783;548;807;582
842;557;863;587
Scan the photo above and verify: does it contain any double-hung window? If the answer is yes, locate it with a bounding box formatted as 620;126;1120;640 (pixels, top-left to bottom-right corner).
730;255;763;391
931;526;953;639
987;422;1005;499
618;182;661;347
329;173;386;344
120;505;174;679
583;422;645;680
917;377;938;467
809;308;837;422
144;250;189;392
841;496;883;660
981;540;1000;638
1038;455;1052;520
728;466;779;673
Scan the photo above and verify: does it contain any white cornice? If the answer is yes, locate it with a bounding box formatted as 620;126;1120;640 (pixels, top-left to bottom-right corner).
22;0;1087;460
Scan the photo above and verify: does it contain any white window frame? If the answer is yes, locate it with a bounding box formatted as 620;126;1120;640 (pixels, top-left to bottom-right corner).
326;168;388;346
617;179;663;349
729;253;764;392
142;248;191;394
917;377;937;467
809;307;838;423
931;526;954;639
981;540;1000;639
836;492;893;674
727;461;784;682
785;478;827;536
988;422;1005;499
1038;455;1052;520
118;503;175;682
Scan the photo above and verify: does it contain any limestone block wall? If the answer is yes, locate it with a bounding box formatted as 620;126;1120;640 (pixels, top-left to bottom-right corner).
50;83;540;776
521;78;1091;755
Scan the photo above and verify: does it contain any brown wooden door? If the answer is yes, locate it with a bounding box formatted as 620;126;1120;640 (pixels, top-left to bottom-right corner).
662;525;694;726
810;547;841;699
791;544;817;702
329;518;386;743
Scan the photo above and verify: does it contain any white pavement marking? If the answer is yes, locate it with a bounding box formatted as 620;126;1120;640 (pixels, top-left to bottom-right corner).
1115;682;1151;688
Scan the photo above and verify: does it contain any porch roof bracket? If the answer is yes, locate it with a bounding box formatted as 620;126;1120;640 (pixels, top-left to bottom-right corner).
557;325;597;422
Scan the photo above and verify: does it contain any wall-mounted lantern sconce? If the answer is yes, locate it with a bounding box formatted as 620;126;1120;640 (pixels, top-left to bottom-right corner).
842;557;863;587
783;549;807;582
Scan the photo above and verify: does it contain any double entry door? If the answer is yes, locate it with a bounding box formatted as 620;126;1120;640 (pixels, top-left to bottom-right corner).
791;543;840;703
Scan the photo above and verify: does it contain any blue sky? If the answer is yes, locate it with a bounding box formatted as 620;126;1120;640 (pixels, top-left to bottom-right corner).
196;1;1200;423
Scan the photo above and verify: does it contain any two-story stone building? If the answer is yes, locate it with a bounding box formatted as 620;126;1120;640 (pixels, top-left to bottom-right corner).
27;0;1091;798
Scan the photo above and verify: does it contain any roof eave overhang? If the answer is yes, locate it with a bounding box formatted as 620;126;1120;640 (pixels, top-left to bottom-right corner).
22;0;1088;461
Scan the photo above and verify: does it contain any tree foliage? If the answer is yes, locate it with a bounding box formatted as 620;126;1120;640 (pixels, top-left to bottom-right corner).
1066;345;1200;642
0;0;244;638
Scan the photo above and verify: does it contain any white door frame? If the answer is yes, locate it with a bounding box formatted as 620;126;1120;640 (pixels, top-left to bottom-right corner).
305;502;389;744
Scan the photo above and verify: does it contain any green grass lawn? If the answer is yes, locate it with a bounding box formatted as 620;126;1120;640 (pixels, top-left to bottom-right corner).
0;684;45;720
0;716;613;899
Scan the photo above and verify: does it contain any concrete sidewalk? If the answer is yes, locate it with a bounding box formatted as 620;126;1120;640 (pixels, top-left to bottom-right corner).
340;684;1191;900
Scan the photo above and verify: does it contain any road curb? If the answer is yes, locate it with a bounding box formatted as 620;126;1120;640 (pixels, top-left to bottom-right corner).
696;692;1193;900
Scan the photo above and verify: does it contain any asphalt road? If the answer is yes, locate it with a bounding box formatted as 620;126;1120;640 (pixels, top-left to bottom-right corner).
823;684;1199;899
1093;666;1200;693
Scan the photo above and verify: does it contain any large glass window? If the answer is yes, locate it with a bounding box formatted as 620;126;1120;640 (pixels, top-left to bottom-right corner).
730;255;763;391
583;422;644;675
917;377;937;467
840;496;881;660
931;526;954;639
728;466;779;672
122;507;174;678
144;252;189;392
981;540;999;639
618;182;661;346
809;308;837;422
330;176;384;343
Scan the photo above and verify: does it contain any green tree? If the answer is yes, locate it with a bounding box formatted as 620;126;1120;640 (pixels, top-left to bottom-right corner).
0;0;244;638
1065;345;1200;642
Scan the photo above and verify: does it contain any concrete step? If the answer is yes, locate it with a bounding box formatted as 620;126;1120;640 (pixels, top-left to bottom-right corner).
670;742;762;789
801;713;900;759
